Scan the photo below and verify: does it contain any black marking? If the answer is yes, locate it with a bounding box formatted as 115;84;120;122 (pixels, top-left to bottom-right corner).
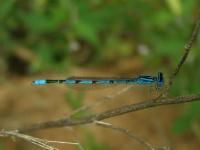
109;80;114;84
59;80;66;83
75;80;80;84
158;72;164;82
46;80;58;84
92;80;97;84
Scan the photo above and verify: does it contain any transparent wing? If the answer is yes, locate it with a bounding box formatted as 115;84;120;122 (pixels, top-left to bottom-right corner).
66;76;131;91
67;84;123;91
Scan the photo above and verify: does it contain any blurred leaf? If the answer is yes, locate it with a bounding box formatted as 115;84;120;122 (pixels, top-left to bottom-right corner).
165;0;182;16
101;35;133;62
33;0;48;11
65;90;84;110
30;43;54;72
152;35;183;60
0;0;15;21
171;102;200;133
23;1;68;34
182;1;197;16
0;0;199;75
188;102;200;118
171;112;193;133
152;10;174;27
70;110;88;119
24;14;59;34
73;19;99;47
65;90;89;119
191;122;200;139
83;131;108;150
171;51;200;134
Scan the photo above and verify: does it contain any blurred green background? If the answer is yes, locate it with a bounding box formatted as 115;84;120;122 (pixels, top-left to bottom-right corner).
0;0;200;149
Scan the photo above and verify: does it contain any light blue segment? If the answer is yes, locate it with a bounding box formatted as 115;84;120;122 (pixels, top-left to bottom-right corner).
113;80;127;84
32;80;46;85
63;80;76;84
96;80;110;84
79;80;93;84
135;78;154;84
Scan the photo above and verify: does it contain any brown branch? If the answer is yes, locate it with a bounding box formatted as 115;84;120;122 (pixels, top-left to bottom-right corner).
18;93;200;133
0;130;84;150
168;13;200;87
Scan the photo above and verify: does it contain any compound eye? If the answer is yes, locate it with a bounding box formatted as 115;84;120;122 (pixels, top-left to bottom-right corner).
159;72;164;82
156;72;164;90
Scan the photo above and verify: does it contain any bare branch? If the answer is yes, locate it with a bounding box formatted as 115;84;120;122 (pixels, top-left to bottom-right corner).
18;93;200;133
168;13;200;87
0;130;84;150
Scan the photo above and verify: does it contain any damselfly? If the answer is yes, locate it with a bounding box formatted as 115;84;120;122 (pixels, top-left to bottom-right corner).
32;72;164;90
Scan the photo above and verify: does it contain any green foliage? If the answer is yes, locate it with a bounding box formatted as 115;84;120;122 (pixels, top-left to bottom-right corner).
65;89;84;110
1;0;198;72
72;19;99;47
166;0;182;16
172;102;200;133
64;89;90;119
82;130;108;150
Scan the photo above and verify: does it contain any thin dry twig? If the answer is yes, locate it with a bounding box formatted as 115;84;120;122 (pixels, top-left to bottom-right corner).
69;86;133;117
18;93;200;133
94;121;170;150
168;13;200;87
0;130;84;150
155;12;200;99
